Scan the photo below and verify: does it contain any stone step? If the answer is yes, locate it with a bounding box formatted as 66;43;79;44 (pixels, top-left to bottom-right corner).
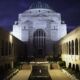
21;64;31;70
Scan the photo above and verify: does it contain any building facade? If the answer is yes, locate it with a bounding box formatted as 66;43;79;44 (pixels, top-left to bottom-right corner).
59;27;80;71
11;1;67;57
0;28;25;79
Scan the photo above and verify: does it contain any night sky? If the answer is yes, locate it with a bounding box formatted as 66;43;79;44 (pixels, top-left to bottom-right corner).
0;0;80;32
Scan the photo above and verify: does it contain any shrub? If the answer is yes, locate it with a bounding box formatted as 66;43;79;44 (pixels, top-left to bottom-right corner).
58;61;66;68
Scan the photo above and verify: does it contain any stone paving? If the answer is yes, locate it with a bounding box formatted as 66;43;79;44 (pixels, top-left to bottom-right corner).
49;69;71;80
10;63;73;80
11;69;72;80
10;70;31;80
49;63;72;80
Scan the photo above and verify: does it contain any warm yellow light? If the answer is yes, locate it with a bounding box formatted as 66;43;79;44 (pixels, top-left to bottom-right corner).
61;54;80;64
9;34;13;43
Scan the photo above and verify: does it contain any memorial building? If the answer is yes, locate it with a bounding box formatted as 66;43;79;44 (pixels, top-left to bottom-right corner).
11;1;67;57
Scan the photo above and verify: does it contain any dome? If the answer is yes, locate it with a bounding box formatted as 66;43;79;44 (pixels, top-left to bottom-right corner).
29;1;50;9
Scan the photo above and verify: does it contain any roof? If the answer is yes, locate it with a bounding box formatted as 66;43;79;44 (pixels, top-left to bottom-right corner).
29;1;50;9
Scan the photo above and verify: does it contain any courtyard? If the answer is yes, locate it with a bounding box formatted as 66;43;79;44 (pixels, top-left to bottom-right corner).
10;62;73;80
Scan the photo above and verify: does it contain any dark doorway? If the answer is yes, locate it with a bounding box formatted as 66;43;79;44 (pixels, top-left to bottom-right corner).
38;49;43;57
33;29;46;57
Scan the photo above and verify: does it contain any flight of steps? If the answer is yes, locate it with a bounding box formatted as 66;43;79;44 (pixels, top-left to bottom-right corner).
21;64;31;70
50;63;60;69
34;58;47;62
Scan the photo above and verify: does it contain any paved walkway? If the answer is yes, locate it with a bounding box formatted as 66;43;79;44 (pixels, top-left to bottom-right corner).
49;63;72;80
10;63;72;80
11;69;72;80
10;70;31;80
49;69;71;80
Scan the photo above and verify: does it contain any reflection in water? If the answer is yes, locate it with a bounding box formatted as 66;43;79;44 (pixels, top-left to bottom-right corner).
39;69;42;73
29;65;52;80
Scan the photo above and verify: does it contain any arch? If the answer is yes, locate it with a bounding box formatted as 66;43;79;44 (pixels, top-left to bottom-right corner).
70;42;72;55
75;39;78;55
66;43;69;54
33;29;46;49
33;29;46;37
72;40;74;55
76;64;79;72
72;64;75;70
65;43;69;54
79;39;80;55
69;41;71;54
68;63;71;68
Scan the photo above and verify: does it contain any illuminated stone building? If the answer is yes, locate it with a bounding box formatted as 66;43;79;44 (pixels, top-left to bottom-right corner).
59;27;80;71
11;1;67;57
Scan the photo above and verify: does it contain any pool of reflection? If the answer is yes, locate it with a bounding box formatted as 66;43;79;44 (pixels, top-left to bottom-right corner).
28;65;52;80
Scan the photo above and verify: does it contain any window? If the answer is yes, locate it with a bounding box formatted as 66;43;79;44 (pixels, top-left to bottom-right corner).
75;39;78;55
1;40;4;56
69;41;71;54
33;29;46;49
5;41;8;56
39;10;40;12
72;40;74;55
79;39;80;54
66;43;69;54
1;40;10;56
9;42;12;55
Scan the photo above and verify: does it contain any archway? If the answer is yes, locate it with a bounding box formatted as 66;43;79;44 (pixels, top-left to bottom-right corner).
75;39;78;55
76;64;79;72
68;63;71;68
72;64;75;70
33;29;46;57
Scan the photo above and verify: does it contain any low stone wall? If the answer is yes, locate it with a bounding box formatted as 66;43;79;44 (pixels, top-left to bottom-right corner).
4;69;19;80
